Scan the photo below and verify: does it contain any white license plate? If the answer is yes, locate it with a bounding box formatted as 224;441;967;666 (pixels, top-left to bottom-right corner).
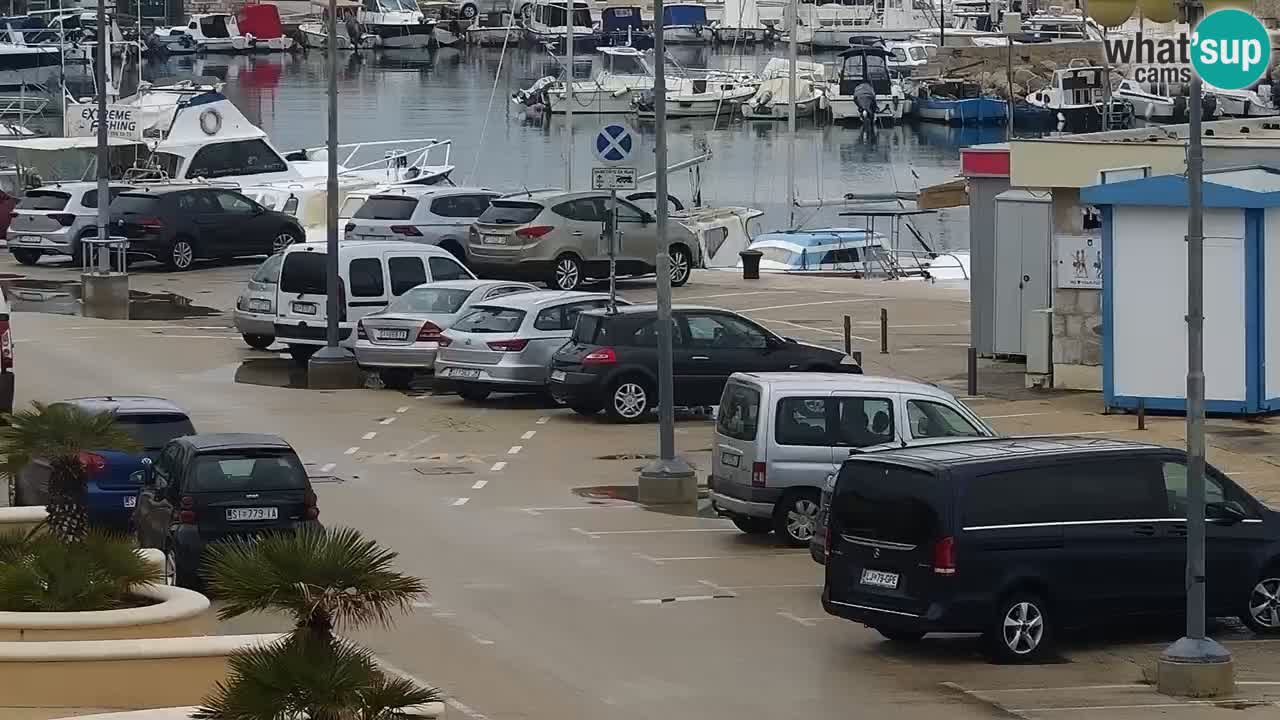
248;299;272;312
482;234;505;245
292;302;317;315
378;329;410;341
721;452;740;468
861;569;899;589
18;235;41;244
550;370;566;382
227;507;279;521
447;368;481;379
123;495;137;508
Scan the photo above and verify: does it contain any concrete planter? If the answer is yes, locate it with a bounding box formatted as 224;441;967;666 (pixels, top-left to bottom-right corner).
0;583;213;641
0;505;47;534
47;701;446;720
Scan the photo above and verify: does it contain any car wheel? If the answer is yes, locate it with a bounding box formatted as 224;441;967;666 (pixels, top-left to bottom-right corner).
167;237;197;271
457;385;490;402
731;516;772;534
10;249;40;266
876;628;926;644
461;2;478;17
381;368;415;390
987;593;1053;663
288;344;318;366
1242;573;1280;635
242;333;274;350
570;403;601;416
605;377;650;423
669;244;693;287
272;228;300;253
772;489;819;547
551;254;583;291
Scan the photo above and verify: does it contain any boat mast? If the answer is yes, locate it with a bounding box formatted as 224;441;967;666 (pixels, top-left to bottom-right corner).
787;0;796;229
564;0;574;191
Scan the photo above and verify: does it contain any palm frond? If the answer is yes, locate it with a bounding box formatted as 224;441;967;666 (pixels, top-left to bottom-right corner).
357;673;442;720
0;402;140;478
0;532;160;611
204;526;426;632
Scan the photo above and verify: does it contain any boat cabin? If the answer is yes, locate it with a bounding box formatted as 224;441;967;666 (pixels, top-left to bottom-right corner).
837;42;893;96
663;3;708;27
1040;65;1108;107
187;13;241;40
529;0;593;29
918;78;982;100
601;5;650;46
600;45;654;78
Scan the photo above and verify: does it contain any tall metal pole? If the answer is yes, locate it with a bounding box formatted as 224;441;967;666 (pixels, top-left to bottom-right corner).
608;189;618;311
94;0;108;272
654;0;674;461
564;2;574;191
786;0;796;229
325;0;340;348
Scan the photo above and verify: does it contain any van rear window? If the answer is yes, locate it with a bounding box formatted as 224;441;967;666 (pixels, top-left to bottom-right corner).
717;383;760;441
478;201;542;225
833;463;945;546
280;252;328;295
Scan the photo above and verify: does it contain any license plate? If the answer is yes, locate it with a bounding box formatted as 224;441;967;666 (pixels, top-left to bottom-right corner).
721;452;740;468
18;235;41;244
248;299;272;312
447;368;481;379
482;234;505;245
378;329;410;341
123;495;136;508
861;569;899;589
227;507;279;521
292;302;317;315
550;370;566;382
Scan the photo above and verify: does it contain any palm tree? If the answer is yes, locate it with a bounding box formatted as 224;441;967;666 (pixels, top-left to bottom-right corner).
0;402;139;543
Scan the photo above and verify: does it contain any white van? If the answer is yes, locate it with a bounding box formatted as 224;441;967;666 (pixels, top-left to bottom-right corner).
708;372;994;546
274;240;475;364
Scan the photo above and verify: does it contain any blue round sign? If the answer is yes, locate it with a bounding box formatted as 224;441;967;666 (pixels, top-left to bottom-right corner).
594;124;634;163
1191;9;1271;91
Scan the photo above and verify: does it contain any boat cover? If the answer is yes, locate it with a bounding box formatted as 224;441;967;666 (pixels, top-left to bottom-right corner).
663;4;707;25
238;4;286;39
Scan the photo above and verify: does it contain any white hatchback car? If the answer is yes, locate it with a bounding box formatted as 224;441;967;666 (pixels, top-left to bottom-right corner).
343;186;501;263
8;182;133;265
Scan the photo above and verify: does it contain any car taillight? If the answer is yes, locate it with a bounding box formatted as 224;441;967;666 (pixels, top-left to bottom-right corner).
48;213;75;226
932;536;956;576
0;316;12;372
357;321;368;340
178;495;196;524
78;451;105;475
390;225;423;237
437;335;453;347
418;321;443;340
583;347;616;365
344;222;355;232
751;462;766;487
304;489;319;520
487;338;528;352
337;277;347;322
514;225;554;239
138;216;164;231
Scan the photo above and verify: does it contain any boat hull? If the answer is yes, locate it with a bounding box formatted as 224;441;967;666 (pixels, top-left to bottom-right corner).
829;94;906;123
1211;93;1280;118
916;97;1007;126
638;88;755;117
664;25;712;43
546;88;637;114
740;95;820;119
466;26;519;45
712;26;765;43
369;23;434;48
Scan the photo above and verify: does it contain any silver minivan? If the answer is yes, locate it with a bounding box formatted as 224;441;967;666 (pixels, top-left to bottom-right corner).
708;372;994;546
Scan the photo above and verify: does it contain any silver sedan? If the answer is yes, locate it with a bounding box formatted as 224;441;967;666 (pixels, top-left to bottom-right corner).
354;279;537;388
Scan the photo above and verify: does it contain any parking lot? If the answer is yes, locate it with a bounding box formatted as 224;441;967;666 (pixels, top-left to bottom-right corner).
8;253;1280;720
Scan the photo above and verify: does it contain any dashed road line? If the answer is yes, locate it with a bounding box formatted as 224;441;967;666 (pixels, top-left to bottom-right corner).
446;698;492;720
635;594;735;605
983;412;1055;419
380;417;396;425
470;634;495;646
526;505;636;516
490;461;507;472
344;447;360;455
638;552;803;563
452;497;470;506
362;431;378;440
320;463;336;473
472;480;488;489
572;526;736;538
777;611;819;627
536;416;550;424
396;406;409;413
508;446;523;455
520;430;537;440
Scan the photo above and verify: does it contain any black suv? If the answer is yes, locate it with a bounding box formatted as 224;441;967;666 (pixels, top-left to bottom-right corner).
133;433;319;588
822;436;1280;663
550;305;860;422
111;186;304;271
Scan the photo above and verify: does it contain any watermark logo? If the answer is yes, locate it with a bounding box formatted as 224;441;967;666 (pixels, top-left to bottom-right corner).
1190;9;1270;90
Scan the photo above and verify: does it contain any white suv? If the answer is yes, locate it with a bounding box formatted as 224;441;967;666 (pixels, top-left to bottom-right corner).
343;186;501;263
8;183;133;265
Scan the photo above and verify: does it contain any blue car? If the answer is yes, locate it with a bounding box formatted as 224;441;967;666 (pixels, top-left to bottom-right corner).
14;396;196;530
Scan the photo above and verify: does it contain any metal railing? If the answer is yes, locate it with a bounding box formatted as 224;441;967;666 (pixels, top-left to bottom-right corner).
322;138;455;183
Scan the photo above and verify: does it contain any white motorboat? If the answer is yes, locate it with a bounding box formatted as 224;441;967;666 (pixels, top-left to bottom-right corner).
634;76;756;117
1203;84;1280;118
827;42;907;123
512;46;657;114
970;7;1102;46
713;0;766;43
522;0;598;49
359;0;435;49
740;58;826;119
789;0;936;48
150;13;256;53
1026;64;1132;132
885;39;934;73
663;3;713;43
738;229;893;275
674;206;764;268
300;0;381;49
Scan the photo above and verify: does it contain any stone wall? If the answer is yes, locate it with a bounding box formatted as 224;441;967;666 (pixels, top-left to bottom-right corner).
1052;287;1103;391
918;41;1106;99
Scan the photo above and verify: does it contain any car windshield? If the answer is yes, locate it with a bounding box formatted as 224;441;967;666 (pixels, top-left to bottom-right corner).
452;306;525;333
280;252;327;295
18;190;70;211
355;196;418;220
387;287;472;314
478;201;542;225
116;413;196;452
189;450;308;493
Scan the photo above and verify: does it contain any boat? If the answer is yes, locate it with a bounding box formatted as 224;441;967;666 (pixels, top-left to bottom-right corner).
713;0;766;43
634;75;756;117
1114;77;1219;123
662;3;713;44
826;41;907;124
789;0;937;48
358;0;435;49
737;229;893;275
599;5;653;49
912;0;999;45
513;46;658;114
522;0;599;51
150;13;258;53
1203;84;1280;118
911;78;1006;126
970;7;1102;46
0;18;60;82
674;205;764;268
235;4;296;52
36;7;131;64
242;176;383;244
1025;64;1133;133
885;39;934;74
465;0;521;45
740;58;826;119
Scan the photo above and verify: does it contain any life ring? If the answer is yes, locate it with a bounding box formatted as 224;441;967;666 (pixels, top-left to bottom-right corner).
199;108;222;136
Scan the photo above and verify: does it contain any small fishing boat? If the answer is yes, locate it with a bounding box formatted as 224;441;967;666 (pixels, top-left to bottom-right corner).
675;206;764;268
299;2;381;51
740;58;826;120
885;39;934;75
712;0;766;43
465;0;520;46
522;0;599;51
634;77;756;117
358;0;435;49
1025;64;1132;132
912;79;1007;126
235;4;296;52
738;229;892;275
150;13;256;53
662;2;712;44
1114;77;1220;123
599;5;653;49
1203;84;1280;118
827;42;907;125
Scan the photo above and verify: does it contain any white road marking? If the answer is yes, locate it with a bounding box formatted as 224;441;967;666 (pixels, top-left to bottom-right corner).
536;416;550;424
432;611;456;618
490;461;507;472
677;290;797;301
777;611;817;627
446;698;492;720
507;445;523;455
344;447;359;455
470;634;495;646
720;583;823;590
697;579;737;596
362;431;378;440
320;463;336;473
639;552;802;562
758;317;875;342
397;406;409;413
983;412;1055;419
740;298;889;312
452;497;470;506
635;594;734;605
521;430;536;440
1009;700;1275;713
1063;430;1119;435
380;417;396;425
472;480;488;490
855;322;966;328
572;527;736;537
967;685;1146;694
525;505;636;515
411;600;433;609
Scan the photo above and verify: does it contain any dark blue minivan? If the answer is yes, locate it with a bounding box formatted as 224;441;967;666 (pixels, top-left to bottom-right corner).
13;396;195;530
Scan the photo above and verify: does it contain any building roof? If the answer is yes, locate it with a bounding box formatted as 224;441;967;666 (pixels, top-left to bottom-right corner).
1082;165;1280;208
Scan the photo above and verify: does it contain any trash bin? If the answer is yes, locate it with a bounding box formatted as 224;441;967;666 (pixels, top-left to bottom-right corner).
740;249;762;280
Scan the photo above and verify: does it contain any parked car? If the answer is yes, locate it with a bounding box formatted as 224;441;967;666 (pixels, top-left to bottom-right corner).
7;182;133;265
822;436;1280;662
549;305;861;423
133;433;319;588
274;240;475;364
233;252;284;349
110;185;305;271
13;397;195;530
708;373;993;547
434;290;622;401
466;190;701;291
354;279;537;388
344;186;501;262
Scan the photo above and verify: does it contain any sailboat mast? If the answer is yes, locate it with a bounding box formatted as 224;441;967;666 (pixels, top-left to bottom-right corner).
787;0;796;229
565;1;574;191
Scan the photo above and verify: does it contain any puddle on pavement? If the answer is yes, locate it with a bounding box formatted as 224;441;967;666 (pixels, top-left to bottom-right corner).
572;484;717;518
0;278;219;319
234;357;310;389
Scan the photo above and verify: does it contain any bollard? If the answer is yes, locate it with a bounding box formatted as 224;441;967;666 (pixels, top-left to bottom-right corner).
843;315;852;355
967;346;978;397
879;308;888;354
740;249;762;280
1137;398;1146;430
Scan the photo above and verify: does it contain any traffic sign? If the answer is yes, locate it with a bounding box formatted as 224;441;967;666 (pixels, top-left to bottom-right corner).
594;124;635;164
592;167;637;190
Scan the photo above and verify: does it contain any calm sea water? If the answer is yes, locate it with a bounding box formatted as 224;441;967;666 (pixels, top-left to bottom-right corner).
131;45;1005;250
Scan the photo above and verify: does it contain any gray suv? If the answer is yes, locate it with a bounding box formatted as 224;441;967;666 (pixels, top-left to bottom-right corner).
466;190;700;291
8;182;133;265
